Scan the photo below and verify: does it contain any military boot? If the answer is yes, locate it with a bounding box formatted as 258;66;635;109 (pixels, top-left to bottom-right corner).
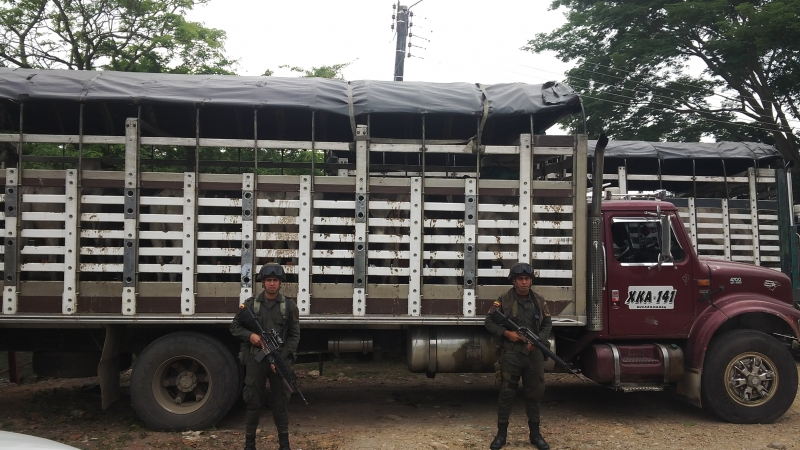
278;432;291;450
489;422;508;450
243;434;256;450
528;421;550;450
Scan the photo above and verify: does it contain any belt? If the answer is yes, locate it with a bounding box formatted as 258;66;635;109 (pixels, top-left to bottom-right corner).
502;341;527;352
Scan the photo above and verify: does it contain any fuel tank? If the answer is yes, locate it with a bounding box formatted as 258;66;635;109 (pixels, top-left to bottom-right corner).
581;343;684;385
407;326;557;373
407;326;497;373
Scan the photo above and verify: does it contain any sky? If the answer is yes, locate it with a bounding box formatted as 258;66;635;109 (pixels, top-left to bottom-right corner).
185;0;574;85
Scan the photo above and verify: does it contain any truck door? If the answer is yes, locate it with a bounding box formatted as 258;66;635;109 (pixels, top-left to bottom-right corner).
605;214;695;336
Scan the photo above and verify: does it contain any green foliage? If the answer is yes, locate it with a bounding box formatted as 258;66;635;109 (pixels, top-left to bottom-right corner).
526;0;800;163
139;145;326;175
17;143;327;175
17;142;124;170
0;0;235;74
278;63;351;80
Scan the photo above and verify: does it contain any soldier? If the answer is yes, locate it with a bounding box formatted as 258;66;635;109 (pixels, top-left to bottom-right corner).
485;262;553;450
230;263;301;450
636;222;661;263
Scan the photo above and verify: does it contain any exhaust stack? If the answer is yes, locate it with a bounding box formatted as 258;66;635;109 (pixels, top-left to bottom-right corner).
591;134;609;216
587;134;609;332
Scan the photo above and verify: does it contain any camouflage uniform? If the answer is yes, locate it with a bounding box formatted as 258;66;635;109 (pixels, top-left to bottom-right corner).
485;288;552;424
230;291;300;436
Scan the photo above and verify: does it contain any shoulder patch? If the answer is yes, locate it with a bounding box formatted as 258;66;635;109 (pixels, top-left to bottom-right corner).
488;300;501;314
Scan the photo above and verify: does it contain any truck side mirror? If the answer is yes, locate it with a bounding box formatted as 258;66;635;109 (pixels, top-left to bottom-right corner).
660;216;673;263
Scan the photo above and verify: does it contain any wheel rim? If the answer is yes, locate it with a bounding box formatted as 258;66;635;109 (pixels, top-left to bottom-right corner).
724;351;778;407
151;355;212;414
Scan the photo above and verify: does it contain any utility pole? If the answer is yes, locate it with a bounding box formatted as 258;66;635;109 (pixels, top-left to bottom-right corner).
392;3;409;81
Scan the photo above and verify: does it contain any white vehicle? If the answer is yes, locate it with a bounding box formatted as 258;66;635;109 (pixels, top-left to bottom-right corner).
0;431;79;450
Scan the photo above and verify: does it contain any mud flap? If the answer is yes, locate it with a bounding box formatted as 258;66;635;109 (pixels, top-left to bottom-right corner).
98;324;124;410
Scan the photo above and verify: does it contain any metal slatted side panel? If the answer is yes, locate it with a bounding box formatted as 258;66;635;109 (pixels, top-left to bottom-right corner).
181;173;197;315
62;170;78;314
687;198;698;250
617;166;628;195
748;168;761;265
671;194;782;267
240;173;255;303
15;174;70;276
518;134;532;264
676;197;766;265
352;125;368;316
756;171;782;267
475;136;578;318
529;137;576;282
477;136;577;282
463;178;477;317
298;176;312;315
122;118;139;315
409;177;422;316
721;198;731;261
3;168;18;314
612;159;782;270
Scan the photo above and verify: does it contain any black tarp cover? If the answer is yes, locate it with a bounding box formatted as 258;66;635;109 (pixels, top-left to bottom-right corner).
0;67;581;120
588;140;781;161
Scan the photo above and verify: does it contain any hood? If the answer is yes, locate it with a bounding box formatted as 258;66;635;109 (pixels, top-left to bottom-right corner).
702;259;794;307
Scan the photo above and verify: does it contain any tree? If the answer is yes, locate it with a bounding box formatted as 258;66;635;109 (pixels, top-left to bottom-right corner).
525;0;800;165
0;0;235;74
278;63;351;80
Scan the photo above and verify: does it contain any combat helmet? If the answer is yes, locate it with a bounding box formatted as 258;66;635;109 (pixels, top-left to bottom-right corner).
508;262;533;281
256;262;286;281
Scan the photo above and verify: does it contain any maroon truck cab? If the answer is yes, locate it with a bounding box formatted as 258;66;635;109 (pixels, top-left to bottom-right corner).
577;200;800;424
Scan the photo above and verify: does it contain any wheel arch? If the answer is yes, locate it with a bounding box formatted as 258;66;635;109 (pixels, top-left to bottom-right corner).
685;297;800;371
124;326;240;357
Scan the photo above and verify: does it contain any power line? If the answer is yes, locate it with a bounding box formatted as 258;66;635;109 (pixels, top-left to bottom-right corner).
576;92;786;135
568;60;789;111
564;79;799;131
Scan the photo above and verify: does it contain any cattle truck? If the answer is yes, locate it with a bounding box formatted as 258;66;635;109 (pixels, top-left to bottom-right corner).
0;68;799;430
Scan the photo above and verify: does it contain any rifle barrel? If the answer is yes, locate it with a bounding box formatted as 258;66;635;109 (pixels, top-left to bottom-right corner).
491;309;588;381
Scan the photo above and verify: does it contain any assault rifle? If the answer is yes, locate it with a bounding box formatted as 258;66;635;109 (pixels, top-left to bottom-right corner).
490;309;589;382
236;304;308;404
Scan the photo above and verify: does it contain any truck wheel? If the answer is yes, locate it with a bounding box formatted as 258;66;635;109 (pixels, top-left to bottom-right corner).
701;329;798;424
130;332;239;431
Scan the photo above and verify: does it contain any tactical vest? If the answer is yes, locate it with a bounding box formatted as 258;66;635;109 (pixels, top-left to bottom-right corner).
499;289;546;334
253;296;286;319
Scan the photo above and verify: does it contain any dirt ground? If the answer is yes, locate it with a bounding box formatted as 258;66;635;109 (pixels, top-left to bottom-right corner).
1;354;799;450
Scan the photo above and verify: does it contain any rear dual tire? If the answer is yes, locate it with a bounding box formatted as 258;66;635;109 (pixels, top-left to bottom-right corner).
130;332;239;430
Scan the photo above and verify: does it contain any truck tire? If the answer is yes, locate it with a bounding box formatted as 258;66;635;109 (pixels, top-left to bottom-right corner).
130;332;239;431
701;329;798;424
